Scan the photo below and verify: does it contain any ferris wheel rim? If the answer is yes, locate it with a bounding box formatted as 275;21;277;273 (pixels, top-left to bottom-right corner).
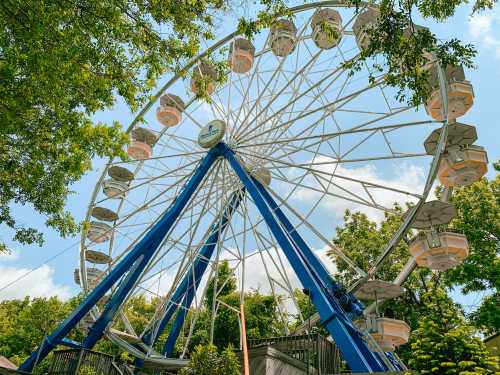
77;0;450;360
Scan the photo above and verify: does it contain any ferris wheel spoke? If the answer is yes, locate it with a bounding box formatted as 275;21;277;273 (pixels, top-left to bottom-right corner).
232;17;313;141
235;55;354;144
235;50;323;142
259;115;428;168
236;74;386;147
265;178;367;277
107;162;222;270
244;203;300;317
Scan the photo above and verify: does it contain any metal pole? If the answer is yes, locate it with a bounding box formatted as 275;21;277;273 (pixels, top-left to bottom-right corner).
240;304;250;375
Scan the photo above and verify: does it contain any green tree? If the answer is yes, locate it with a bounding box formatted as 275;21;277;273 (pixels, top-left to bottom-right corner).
178;261;282;351
205;261;237;308
444;175;500;335
0;296;74;365
345;0;497;106
408;288;498;375
179;344;240;375
469;293;500;336
332;204;414;285
0;0;289;253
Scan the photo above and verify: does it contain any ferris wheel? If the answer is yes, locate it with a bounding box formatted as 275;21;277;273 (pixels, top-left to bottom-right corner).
20;1;489;373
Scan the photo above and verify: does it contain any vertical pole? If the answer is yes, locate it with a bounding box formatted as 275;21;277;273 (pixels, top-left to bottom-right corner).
19;149;219;373
240;304;250;375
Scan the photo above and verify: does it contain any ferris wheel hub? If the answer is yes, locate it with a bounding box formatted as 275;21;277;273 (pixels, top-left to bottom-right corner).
198;119;227;148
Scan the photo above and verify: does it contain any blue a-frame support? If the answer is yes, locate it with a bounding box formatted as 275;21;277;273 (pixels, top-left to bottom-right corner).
19;147;219;372
20;142;393;373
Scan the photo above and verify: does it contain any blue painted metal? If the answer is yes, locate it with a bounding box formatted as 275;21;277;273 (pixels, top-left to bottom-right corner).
252;179;364;319
19;141;400;373
162;189;243;356
137;189;243;356
19;149;219;372
221;143;385;373
83;253;151;348
60;338;82;349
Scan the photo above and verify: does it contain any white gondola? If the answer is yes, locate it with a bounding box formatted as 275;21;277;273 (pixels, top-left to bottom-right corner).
425;65;474;121
252;167;272;186
357;316;410;352
438;145;488;187
156;94;185;127
355;280;405;301
406;200;457;230
108;165;134;182
127;128;156;160
191;62;219;96
91;206;118;222
269;19;297;57
352;7;380;51
311;8;342;50
85;249;112;264
409;231;469;271
424;122;488;186
74;267;104;289
86;267;105;290
103;179;128;199
229;38;256;74
87;221;113;243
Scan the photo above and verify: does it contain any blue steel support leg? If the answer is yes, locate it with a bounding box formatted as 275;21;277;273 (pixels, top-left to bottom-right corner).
19;149;219;373
252;177;387;367
222;143;384;373
82;252;152;348
161;286;193;356
252;179;334;288
140;189;244;353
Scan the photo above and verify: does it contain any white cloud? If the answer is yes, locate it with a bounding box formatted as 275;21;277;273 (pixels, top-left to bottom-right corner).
468;8;500;59
292;157;426;222
0;265;71;301
0;250;19;262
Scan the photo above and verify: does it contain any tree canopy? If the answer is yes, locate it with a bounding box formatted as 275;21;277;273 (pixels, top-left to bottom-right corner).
0;0;287;252
179;344;240;375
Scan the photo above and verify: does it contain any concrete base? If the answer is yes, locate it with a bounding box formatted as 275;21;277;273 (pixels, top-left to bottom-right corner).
241;346;313;375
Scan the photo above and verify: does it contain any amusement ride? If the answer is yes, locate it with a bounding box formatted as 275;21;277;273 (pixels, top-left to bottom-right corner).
19;1;489;373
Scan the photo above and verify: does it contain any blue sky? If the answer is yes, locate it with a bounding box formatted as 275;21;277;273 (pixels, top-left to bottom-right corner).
0;3;499;316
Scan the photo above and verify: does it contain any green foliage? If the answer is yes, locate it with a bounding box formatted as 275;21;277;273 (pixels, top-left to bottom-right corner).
205;261;237;308
179;344;240;375
329;172;500;372
445;176;500;292
441;175;500;335
0;296;74;364
332;204;413;284
0;0;287;253
407;289;499;374
469;292;500;337
344;0;496;106
194;261;282;350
